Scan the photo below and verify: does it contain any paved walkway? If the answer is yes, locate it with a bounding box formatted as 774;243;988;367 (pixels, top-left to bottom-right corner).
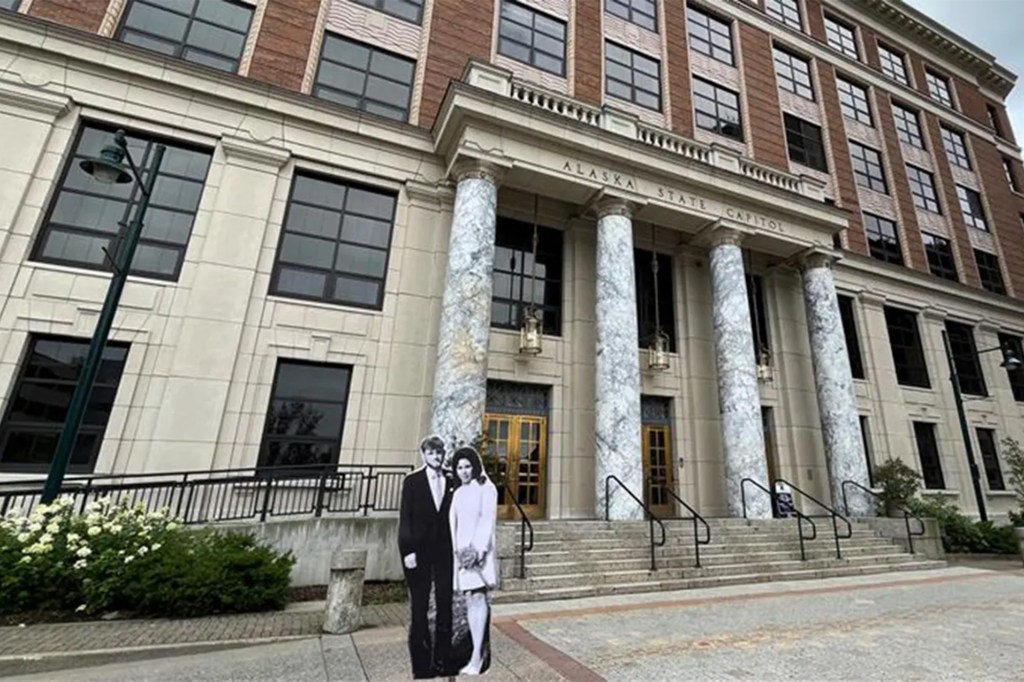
3;564;1023;680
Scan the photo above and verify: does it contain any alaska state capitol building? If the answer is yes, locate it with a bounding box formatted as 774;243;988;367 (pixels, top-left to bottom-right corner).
1;0;1023;522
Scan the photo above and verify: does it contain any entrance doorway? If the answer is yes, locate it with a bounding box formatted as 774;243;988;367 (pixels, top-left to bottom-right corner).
761;406;782;516
484;380;550;520
642;396;675;517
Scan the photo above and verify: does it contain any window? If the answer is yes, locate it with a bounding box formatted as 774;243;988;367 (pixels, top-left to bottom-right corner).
849;142;887;193
0;0;20;9
0;336;128;472
606;0;657;31
976;429;1005;491
891;103;924;149
837;77;872;125
693;76;743;141
747;274;771;360
313;35;415;122
955;186;987;231
117;0;253;73
878;43;908;85
860;416;874;487
498;1;566;76
270;172;396;309
259;360;352;469
906;165;940;213
687;4;732;65
773;47;813;100
765;0;801;30
945;321;986;397
838;295;865;379
492;217;564;335
926;69;953;108
974;250;1006;295
864;213;902;265
987;104;1004;138
1003;157;1019;192
824;14;858;60
635;249;676;351
605;42;661;111
351;0;423;23
33;123;211;280
922;233;958;281
783;114;827;172
997;333;1024;402
884;306;929;388
913;422;945;490
940;127;971;169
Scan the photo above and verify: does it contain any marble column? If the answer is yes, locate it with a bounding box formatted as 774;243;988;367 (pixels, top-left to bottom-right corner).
429;161;500;447
710;230;771;519
594;198;644;520
801;253;872;516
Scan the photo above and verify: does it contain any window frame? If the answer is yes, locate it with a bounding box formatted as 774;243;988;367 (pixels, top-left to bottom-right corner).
783;114;827;172
921;232;958;282
863;213;903;265
350;0;424;24
940;127;971;169
945;320;987;397
765;0;802;30
605;0;657;32
1003;157;1020;192
0;0;21;10
976;428;1005;491
773;46;814;101
824;13;859;60
491;217;565;336
859;415;874;487
891;103;924;149
849;141;887;194
877;43;908;85
913;421;945;490
838;295;865;380
693;75;743;141
987;104;1005;138
956;185;987;231
0;335;130;473
257;359;353;471
906;165;941;213
313;33;416;122
116;0;254;74
604;40;662;111
974;249;1006;295
925;69;954;108
686;3;733;66
269;170;398;310
836;76;872;125
884;306;930;389
31;121;212;281
497;0;567;77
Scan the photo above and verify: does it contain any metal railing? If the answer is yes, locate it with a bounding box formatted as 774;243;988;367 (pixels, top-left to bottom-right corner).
841;480;926;555
656;482;711;568
502;482;534;580
775;477;852;560
605;475;666;571
0;463;412;523
741;478;817;561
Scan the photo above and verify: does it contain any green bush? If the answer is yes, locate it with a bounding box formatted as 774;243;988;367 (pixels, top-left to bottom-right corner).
872;458;922;516
906;496;1018;555
0;496;294;618
1003;437;1024;527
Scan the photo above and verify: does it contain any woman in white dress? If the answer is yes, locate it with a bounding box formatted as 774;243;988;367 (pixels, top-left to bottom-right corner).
448;447;498;676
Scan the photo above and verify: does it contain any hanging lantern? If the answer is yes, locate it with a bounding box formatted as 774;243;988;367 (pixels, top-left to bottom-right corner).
647;224;670;372
519;196;543;356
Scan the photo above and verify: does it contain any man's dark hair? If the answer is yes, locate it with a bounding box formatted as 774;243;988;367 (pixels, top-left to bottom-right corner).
419;435;446;455
451;447;485;485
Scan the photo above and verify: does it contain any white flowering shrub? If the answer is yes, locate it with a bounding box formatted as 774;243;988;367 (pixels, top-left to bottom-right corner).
0;496;294;617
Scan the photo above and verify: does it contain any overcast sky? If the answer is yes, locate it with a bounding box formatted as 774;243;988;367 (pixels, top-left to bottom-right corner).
903;0;1024;141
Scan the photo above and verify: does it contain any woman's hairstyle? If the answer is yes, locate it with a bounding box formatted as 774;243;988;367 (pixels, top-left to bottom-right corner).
451;446;485;485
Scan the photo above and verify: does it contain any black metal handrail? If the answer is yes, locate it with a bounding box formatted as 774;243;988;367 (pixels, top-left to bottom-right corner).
605;475;666;571
775;477;852;559
503;482;534;579
740;477;817;561
841;480;926;555
657;483;711;568
0;463;412;523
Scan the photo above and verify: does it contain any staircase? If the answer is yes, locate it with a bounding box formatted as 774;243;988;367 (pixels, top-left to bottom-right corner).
493;518;945;603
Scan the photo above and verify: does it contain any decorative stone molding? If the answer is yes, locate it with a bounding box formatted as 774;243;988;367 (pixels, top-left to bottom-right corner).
600;105;638;139
219;135;291;168
707;225;745;248
592;195;635;220
799;249;838;272
0;80;72;119
462;61;513;97
858;291;888;309
920;306;948;322
404;179;455;205
709;144;742;174
798;175;827;203
450;158;507;185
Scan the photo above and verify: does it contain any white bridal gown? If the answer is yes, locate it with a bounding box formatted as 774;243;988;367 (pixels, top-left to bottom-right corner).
449;478;498;591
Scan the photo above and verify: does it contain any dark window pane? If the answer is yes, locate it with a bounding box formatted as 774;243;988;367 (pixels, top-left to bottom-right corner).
606;0;657;31
864;213;902;265
922;233;958;281
693;76;743;141
913;422;945;490
885;307;929;388
687;4;733;65
498;1;567;76
849;142;887;194
765;0;802;29
491;216;563;336
351;0;424;24
976;428;1005;491
314;34;415;121
635;249;675;352
838;295;865;379
784;114;826;172
975;249;1006;295
945;321;986;397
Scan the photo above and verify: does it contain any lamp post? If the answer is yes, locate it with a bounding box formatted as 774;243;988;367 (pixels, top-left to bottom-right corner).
941;330;1022;523
40;130;165;503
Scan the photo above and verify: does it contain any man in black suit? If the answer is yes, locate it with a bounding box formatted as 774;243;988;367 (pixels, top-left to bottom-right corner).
399;435;454;679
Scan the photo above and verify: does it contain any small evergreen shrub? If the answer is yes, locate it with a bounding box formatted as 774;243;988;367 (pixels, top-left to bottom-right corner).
1002;438;1024;527
872;458;922;516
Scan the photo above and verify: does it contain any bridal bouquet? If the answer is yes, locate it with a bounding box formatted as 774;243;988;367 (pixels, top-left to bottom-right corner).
457;546;485;570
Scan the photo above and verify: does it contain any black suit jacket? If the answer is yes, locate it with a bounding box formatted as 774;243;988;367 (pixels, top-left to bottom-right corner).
398;468;453;566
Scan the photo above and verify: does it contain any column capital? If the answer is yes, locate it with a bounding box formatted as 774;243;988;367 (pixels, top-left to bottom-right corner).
708;225;745;248
450;157;507;185
593;195;635;220
798;248;840;272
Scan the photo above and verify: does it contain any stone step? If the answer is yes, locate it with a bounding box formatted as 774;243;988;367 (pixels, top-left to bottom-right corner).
491;560;947;603
527;536;897;553
524;528;881;544
499;554;925;591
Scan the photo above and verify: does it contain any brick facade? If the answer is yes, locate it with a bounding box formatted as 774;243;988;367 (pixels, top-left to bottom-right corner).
972;135;1024;295
420;0;494;127
247;0;322;91
818;63;868;255
739;23;788;170
664;0;693;138
875;96;927;272
27;0;108;33
573;0;603;106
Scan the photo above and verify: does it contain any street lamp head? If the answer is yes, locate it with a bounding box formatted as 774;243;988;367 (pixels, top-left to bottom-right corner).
79;139;132;185
1000;346;1023;371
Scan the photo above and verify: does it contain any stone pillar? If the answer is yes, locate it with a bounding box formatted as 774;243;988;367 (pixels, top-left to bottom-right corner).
322;548;367;635
801;253;872;516
709;230;771;518
593;198;644;520
429;161;500;447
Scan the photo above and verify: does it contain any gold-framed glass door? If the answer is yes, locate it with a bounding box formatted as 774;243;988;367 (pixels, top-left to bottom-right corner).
485;413;547;519
642;424;675;518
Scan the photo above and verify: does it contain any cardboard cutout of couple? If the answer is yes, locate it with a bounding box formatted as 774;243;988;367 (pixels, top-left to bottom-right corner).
398;435;499;679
